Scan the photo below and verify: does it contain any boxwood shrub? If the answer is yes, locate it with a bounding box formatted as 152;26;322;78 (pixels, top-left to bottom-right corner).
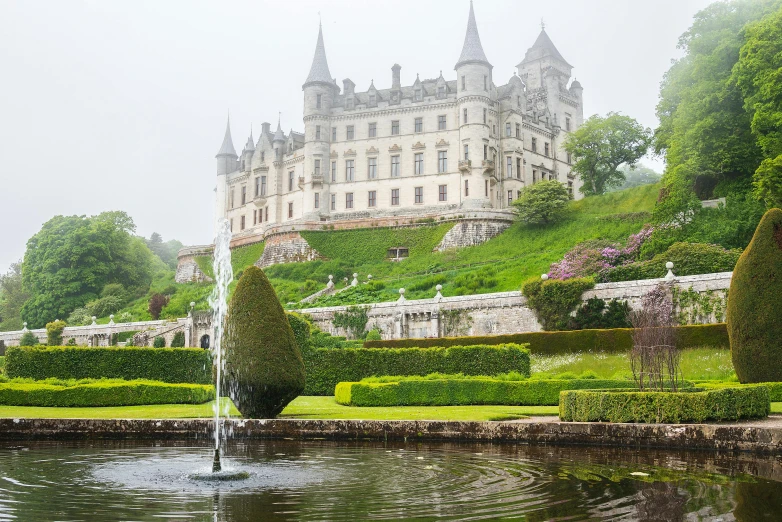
559;385;769;423
335;378;638;407
362;323;729;354
304;344;530;395
696;381;782;402
5;346;212;384
0;379;214;407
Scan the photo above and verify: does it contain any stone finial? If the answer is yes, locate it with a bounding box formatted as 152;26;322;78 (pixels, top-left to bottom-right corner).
327;275;334;289
22;322;28;332
91;316;97;326
109;314;115;325
398;288;406;303
367;274;372;280
665;261;675;282
541;273;549;281
351;273;359;286
435;284;443;301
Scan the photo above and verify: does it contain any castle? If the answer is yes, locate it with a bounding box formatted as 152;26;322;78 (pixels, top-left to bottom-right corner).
214;2;584;241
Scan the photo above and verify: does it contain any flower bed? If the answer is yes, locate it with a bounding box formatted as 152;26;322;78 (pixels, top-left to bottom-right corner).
559;386;769;423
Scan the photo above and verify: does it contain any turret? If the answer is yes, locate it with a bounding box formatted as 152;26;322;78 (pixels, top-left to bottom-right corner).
216;115;238;176
273;118;285;159
241;128;254;172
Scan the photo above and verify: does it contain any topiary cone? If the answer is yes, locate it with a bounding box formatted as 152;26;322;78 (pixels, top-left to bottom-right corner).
223;266;305;418
727;208;782;383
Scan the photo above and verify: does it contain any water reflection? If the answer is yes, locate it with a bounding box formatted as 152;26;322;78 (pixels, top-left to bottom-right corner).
0;440;781;521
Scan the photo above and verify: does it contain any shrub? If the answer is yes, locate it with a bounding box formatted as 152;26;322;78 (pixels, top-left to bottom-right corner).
363;323;729;354
304;344;530;395
286;313;312;354
569;298;631;330
728;208;782;383
522;277;595;330
65;338;77;346
224;266;305;418
512;180;571;225
332;306;369;339
148;293;169;320
365;329;382;341
66;307;91;326
0;379;214;407
86;295;123;319
549;240;615;280
153;336;166;348
4;346;211;384
336;378;637;407
19;331;38;347
170;331;185;348
45;320;66;346
603;242;741;282
559;386;769;423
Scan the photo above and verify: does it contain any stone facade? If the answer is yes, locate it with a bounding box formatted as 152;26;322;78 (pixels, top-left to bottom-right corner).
257;231;323;268
174;246;213;283
435;219;511;251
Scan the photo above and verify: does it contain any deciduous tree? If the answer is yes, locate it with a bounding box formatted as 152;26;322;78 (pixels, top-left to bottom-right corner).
512;180;571;225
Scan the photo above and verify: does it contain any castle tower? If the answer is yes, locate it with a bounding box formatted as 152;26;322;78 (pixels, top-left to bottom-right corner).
302;22;338;220
455;1;495;209
215;115;237;231
241;128;254;173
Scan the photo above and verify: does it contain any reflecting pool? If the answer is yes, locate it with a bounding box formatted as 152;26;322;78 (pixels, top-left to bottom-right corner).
1;440;781;521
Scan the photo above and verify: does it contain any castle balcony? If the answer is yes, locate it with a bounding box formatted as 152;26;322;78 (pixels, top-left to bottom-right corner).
482;160;498;182
458;160;472;173
298;176;305;189
253;195;267;208
311;173;324;186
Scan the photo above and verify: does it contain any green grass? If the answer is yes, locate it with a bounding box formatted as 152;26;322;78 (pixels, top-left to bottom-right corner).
531;347;737;381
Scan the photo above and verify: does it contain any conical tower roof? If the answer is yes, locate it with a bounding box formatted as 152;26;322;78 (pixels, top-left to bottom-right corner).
273;118;285;142
216;116;237;157
304;22;333;86
455;1;491;69
519;28;571;67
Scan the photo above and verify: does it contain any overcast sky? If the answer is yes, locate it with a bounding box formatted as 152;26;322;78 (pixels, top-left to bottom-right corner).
0;0;715;274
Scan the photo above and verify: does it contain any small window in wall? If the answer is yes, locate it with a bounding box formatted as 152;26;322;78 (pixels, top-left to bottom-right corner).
516;123;521;138
567;152;572;164
516;158;521;179
314;192;320;209
484;75;487;91
316;94;322;109
368;157;377;179
533;170;538;183
254;177;260;197
438;151;447;173
506;123;511;137
463;108;468;124
331;127;337;141
346;125;354;140
241;215;245;230
369;122;376;138
464;144;469;161
387;247;409;261
531;137;537;153
261;176;267;196
485;179;489;197
414;117;422;133
289;171;295;192
241;185;246;204
438;85;445;98
461;76;465;90
484;144;488;160
414;153;424;175
545;142;550;157
230;188;235;209
331;161;337;182
288;202;293;218
439;184;447;201
346;159;355;181
483;109;487;124
508;190;513;206
566;116;571;131
265;207;268;221
315;125;321;140
415;89;422;101
331;193;336;210
314;159;321;177
414;186;423;204
253;209;257;225
438;115;446;130
391;188;400;205
391;155;400;177
464;179;469;197
346;192;354;209
391;120;400;135
506;157;513;178
368;190;377;207
369;94;376;105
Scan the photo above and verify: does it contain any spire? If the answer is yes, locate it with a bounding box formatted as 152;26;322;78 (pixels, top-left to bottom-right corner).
273;116;285;142
455;1;491;69
520;28;571;67
244;126;254;151
216;115;237;157
304;21;333;86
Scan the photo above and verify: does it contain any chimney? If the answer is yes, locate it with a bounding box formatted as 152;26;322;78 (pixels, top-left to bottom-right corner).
392;64;401;89
261;122;271;136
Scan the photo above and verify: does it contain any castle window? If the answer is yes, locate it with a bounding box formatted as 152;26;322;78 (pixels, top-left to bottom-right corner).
438;85;445;98
414;153;424;175
331;194;336;210
253;209;257;225
483;109;487;124
241;215;245;230
346;192;354;209
508;190;513;206
566;116;571;131
261;151;265;162
517;190;521;199
517;95;521;108
346;125;354;140
230;188;235;209
368;158;377;179
391;188;400;206
438;115;446;130
230;218;233;231
415;117;423;133
568;181;573;197
261;176;267;196
567;152;572;164
439;184;447;202
485;180;489;197
438;151;447;173
369;122;376;138
314;192;320;209
314;159;321;177
289;171;295;192
332;127;337;141
531;137;537;153
415;89;422;101
506;123;511;137
288;202;293;218
316;94;322;108
464;144;469;160
391;120;399;135
463;108;468;124
544;142;550;157
516;123;521;138
254;177;260;197
461;75;465;90
484;75;487;91
369;94;376;105
331;161;337;182
391;155;400;177
533;170;537;183
493;124;496;135
506;157;512;178
346;97;354;109
464;179;469;197
316;125;321;140
516;158;521;179
265;207;268;221
346;160;355;181
368;190;377;207
483;144;488;160
414;186;423;204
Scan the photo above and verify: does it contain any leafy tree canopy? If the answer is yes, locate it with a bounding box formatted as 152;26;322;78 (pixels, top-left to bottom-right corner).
563;112;652;195
0;262;28;331
608;164;661;192
512;180;571;225
19;211;155;328
146;232;184;269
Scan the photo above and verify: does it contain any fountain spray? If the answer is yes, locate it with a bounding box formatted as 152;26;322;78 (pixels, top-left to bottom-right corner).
208;218;233;473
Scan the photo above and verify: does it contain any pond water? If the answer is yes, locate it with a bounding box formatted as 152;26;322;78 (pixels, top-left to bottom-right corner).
1;440;781;521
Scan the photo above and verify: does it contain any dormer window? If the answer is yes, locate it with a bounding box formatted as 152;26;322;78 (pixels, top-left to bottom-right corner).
261;152;265;162
316;94;322;109
415;89;422;101
438;86;445;98
346;97;354;109
369;94;376;105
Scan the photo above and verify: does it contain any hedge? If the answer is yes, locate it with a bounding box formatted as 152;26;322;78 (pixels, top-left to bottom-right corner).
336;378;640;407
5;346;212;384
362;324;729;354
696;381;782;402
0;379;214;407
304;344;530;395
559;386;769;423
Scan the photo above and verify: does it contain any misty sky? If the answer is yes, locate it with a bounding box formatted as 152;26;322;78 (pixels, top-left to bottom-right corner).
0;0;715;274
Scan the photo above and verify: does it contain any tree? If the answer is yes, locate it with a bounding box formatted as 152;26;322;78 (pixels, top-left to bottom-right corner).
148;293;169;320
19;331;38;347
753;155;782;208
512;180;571;225
146;232;184;269
564;113;652;195
19;212;155;328
608;164;661;192
0;262;29;331
45;320;66;346
224;266;305;418
727;208;782;383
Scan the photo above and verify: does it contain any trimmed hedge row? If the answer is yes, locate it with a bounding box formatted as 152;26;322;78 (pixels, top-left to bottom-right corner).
559;386;769;423
0;379;214;407
335;378;639;407
696;381;782;402
304;344;530;395
5;346;212;384
362;324;729;354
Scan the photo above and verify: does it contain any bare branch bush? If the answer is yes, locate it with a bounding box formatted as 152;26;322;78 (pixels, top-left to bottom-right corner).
630;284;680;391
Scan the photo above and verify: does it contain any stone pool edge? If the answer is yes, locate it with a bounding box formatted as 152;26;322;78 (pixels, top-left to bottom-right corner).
1;418;781;454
